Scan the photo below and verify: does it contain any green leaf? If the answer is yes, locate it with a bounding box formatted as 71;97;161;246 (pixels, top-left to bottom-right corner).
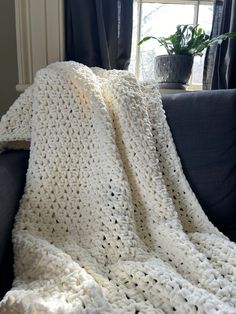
138;25;236;56
209;32;236;46
137;36;158;46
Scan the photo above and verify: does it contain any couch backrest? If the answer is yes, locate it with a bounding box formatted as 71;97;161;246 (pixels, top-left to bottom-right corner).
162;89;236;241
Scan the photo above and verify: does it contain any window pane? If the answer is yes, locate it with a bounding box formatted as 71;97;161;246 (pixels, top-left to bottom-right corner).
191;5;214;84
129;3;195;80
140;3;195;80
129;1;138;74
129;1;214;87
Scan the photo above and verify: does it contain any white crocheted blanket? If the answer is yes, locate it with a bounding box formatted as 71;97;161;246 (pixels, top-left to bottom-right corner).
1;62;236;314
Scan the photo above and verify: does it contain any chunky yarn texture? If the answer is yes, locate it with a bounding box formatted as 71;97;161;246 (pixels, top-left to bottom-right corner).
0;62;236;314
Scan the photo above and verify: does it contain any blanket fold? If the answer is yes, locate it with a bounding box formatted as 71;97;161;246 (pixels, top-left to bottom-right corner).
0;62;236;313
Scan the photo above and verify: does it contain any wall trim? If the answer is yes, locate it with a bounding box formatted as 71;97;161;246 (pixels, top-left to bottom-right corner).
14;0;65;89
16;84;29;92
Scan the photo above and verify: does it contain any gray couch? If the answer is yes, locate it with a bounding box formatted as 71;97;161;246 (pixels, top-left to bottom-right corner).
0;89;236;299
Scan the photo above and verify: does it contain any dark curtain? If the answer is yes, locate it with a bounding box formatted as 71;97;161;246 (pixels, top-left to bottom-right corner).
65;0;133;70
203;0;236;89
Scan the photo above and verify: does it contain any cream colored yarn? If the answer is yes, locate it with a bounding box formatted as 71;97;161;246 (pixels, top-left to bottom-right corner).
0;62;236;314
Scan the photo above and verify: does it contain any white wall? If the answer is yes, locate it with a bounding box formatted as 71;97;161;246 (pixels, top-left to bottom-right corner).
0;0;19;117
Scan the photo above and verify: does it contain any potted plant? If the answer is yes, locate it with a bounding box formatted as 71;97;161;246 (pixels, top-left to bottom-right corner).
138;24;236;89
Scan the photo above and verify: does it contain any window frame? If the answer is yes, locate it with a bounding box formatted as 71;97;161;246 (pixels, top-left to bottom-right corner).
133;0;213;89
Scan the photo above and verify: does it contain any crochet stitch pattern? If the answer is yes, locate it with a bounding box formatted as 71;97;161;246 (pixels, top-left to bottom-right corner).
0;62;236;313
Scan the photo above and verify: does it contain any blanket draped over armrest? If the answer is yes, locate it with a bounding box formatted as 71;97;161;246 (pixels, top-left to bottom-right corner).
0;62;236;313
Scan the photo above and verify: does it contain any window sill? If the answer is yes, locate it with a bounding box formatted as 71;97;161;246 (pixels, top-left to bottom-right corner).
159;84;203;94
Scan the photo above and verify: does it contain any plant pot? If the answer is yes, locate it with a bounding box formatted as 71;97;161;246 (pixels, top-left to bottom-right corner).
154;55;194;89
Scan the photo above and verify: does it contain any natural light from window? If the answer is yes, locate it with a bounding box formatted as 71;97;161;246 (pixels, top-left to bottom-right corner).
129;0;213;87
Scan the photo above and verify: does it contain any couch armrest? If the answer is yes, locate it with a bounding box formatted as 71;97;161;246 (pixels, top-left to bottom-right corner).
162;89;236;240
0;149;29;299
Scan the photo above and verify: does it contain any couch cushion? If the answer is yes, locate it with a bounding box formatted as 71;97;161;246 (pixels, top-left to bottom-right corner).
162;89;236;241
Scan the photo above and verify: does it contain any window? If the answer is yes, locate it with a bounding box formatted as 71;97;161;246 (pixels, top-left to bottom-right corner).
129;0;213;88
